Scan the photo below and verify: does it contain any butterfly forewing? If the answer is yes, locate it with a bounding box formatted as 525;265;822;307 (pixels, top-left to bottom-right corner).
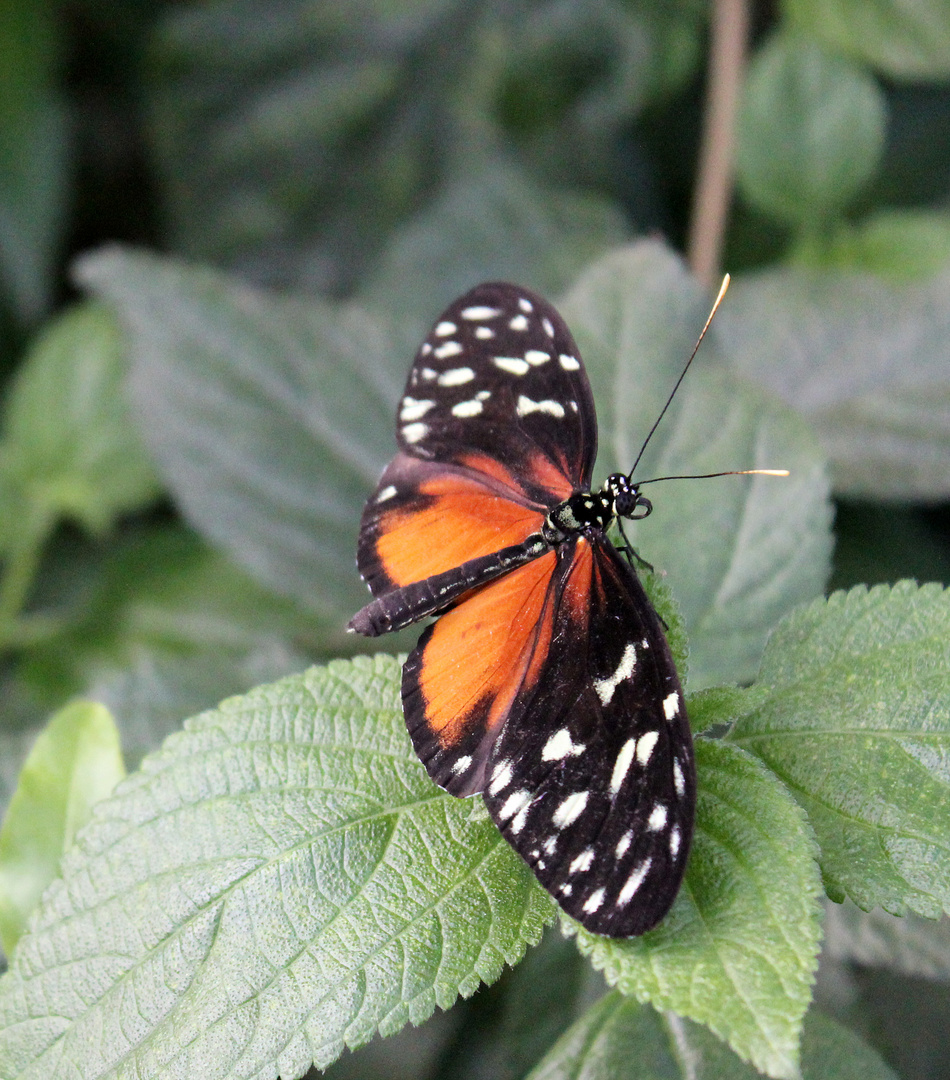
355;283;597;600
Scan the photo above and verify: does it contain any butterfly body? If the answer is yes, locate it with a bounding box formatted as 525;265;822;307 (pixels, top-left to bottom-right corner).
349;282;695;937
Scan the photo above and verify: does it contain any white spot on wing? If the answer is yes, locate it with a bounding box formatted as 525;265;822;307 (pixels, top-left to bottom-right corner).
560;883;573;897
615;830;633;858
541;728;585;761
489;760;513;796
493;356;530;375
569;848;594;873
542;317;555;337
399;397;435;422
616;858;652;906
553;790;588;828
452;755;473;776
437;366;475;386
582;887;605;914
670;826;682;858
543;836;557;855
673;759;686;796
498;788;531;822
518;297;533;312
609;737;637;796
512;805;531;834
421;343;432;356
376;485;398;503
434;340;463;360
636;730;659;766
559;354;580;371
461;305;500;320
452;399;483;417
516;396;566;418
475;326;495;339
435;320;457;337
524;349;550;365
663;692;681;720
647;804;668;831
593;643;637;705
420;367;437;380
509;314;529;331
402;422;428;444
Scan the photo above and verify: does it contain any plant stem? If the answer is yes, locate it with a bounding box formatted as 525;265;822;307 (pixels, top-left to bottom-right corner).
0;504;54;648
687;0;751;289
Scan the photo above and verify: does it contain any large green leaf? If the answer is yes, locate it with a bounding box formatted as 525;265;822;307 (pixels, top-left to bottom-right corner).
560;244;833;687
526;992;897;1080
720;266;950;500
785;0;950;80
0;656;555;1079
729;582;950;919
736;29;886;229
0;701;124;957
74;247;403;634
569;740;823;1080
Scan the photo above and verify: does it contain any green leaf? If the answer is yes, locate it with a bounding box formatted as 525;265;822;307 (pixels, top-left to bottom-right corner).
0;656;555;1078
729;581;950;919
0;700;125;957
74;247;405;631
560;243;833;687
526;994;897;1080
802;210;950;282
361;159;629;338
0;0;68;322
824;899;950;981
1;302;161;534
736;30;886;229
569;740;823;1080
720;266;950;501
785;0;950;81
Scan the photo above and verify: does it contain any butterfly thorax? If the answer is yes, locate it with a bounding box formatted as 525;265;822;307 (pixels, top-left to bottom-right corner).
542;473;652;545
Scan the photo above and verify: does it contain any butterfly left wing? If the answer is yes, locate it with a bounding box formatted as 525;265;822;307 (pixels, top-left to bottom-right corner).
480;536;694;937
352;282;597;613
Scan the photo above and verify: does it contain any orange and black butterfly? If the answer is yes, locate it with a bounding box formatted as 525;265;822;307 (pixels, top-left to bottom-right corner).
349;282;695;937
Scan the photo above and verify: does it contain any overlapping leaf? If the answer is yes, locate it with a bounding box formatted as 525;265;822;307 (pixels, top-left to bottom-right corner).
729;582;950;919
0;656;554;1079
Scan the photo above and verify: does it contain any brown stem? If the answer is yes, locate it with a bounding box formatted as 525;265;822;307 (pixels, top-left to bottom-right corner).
687;0;751;289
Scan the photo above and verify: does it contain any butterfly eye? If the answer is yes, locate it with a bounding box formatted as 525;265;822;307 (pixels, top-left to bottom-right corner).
616;490;652;520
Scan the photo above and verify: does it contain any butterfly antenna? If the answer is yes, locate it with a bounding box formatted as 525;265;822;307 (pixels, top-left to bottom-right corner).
627;274;731;481
637;468;789;487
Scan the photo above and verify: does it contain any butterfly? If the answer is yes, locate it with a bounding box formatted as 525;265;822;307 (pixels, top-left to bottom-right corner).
349;281;709;937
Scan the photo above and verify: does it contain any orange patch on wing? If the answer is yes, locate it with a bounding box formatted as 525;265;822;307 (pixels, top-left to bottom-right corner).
458;450;575;504
376;473;545;587
558;538;595;632
418;550;558;747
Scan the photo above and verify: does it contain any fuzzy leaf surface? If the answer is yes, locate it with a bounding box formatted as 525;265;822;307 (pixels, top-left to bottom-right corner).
0;655;554;1079
729;582;950;918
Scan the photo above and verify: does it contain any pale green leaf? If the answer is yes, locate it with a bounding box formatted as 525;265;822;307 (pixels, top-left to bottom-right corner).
805;210;950;282
729;582;950;919
569;740;823;1080
736;30;886;227
0;701;125;957
1;302;161;534
785;0;950;80
0;656;555;1079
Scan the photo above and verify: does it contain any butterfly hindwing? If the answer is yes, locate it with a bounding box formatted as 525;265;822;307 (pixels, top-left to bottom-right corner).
482;538;694;937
